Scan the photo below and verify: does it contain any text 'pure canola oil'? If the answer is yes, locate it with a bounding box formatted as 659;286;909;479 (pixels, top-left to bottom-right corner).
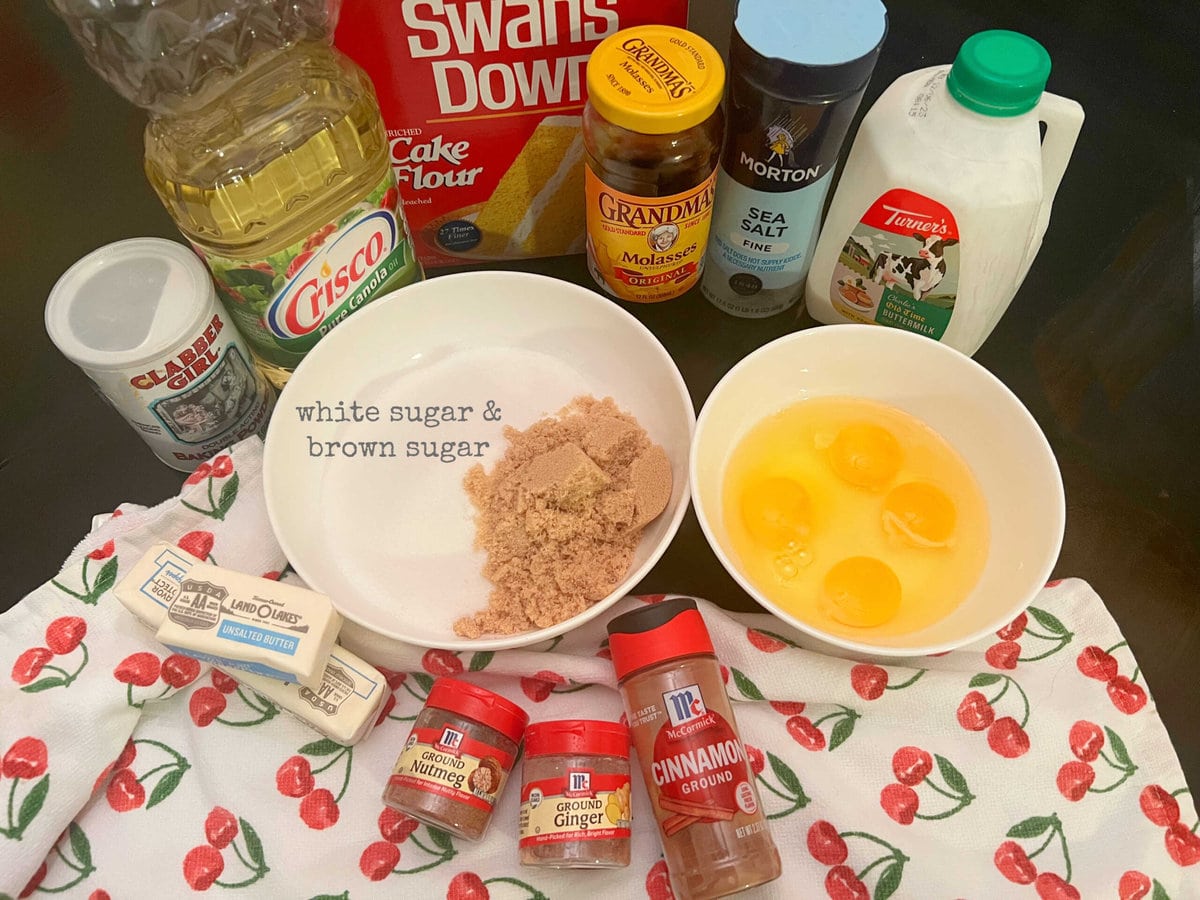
145;42;423;387
722;397;989;640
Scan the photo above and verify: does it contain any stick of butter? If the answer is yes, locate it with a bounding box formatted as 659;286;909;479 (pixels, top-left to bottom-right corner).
116;545;383;744
114;542;202;628
153;561;342;690
233;646;389;745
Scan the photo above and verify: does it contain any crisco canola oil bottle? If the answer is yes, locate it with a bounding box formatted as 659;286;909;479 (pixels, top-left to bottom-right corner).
49;1;422;387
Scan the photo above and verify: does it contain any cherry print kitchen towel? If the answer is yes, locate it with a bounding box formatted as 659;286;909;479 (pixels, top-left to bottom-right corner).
1;438;1197;899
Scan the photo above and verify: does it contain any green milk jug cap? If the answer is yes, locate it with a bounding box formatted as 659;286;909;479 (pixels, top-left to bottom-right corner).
947;30;1051;116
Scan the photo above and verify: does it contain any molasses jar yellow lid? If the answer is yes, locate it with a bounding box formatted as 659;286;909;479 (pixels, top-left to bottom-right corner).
586;25;725;135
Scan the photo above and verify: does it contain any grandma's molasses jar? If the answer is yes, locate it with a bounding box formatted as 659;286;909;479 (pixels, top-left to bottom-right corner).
583;26;725;303
383;678;528;841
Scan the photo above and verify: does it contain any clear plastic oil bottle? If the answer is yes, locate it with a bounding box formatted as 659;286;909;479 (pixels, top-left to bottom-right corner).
49;2;423;387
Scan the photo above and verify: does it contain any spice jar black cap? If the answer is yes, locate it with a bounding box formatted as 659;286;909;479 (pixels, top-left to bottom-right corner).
731;0;888;100
606;598;716;681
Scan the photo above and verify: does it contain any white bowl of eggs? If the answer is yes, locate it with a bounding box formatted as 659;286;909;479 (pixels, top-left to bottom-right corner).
691;325;1065;657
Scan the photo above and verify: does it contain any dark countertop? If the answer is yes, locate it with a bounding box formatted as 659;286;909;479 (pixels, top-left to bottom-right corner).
2;0;1197;794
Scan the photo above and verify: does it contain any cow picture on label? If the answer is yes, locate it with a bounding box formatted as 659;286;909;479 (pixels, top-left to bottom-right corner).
829;188;961;341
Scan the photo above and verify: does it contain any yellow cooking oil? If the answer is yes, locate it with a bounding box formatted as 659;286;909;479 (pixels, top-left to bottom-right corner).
722;396;989;640
144;41;421;387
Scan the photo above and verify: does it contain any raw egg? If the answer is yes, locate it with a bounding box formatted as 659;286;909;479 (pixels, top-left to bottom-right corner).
721;397;988;639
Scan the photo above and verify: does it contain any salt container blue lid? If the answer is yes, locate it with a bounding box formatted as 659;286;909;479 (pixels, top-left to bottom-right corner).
732;0;889;98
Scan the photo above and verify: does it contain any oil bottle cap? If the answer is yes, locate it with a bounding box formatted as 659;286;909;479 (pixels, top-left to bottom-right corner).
586;26;725;135
606;598;716;680
731;0;888;100
947;30;1052;117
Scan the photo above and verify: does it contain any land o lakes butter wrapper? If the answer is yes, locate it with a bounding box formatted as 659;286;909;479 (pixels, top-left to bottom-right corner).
153;561;342;690
334;0;688;268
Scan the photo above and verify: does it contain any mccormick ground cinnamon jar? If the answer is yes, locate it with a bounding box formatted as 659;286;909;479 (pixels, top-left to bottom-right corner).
583;25;725;303
519;719;632;868
607;599;782;899
382;678;528;841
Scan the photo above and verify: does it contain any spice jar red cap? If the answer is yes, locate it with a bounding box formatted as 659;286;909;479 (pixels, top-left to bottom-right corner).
524;719;630;759
606;598;716;681
426;678;529;744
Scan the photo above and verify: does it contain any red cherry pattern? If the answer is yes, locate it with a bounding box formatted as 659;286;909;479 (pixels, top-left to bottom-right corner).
1139;785;1180;826
11;647;53;685
880;782;919;824
1107;676;1147;715
87;539;115;561
1118;870;1152;900
189;686;228;727
850;664;887;700
956;691;995;731
997;611;1028;641
1068;720;1104;762
114;652;161;687
807;820;849;866
162;654;202;689
987;717;1031;759
1076;646;1118;681
19;862;46;899
276;755;315;798
451;871;492;900
1164;822;1200;866
1035;871;1081;899
994;840;1038;884
379;806;420;843
210;669;239;694
183;844;224;891
786;715;826;751
184;461;213;486
3;736;48;779
300;787;340;830
825;864;869;900
1076;644;1149;714
360;840;401;880
210;455;233;478
986;640;1021;670
45;616;87;654
892;746;933;786
745;743;765;775
177;530;215;561
204;806;238;849
422;649;463;677
746;628;787;652
768;700;806;716
106;768;146;812
1055;761;1095;801
521;669;566;702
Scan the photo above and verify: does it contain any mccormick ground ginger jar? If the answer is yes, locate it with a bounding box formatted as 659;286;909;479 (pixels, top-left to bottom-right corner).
583;25;725;303
382;678;528;841
519;719;632;869
607;599;782;898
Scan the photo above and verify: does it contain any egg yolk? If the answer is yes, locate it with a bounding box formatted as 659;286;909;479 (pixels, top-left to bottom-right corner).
882;482;957;548
740;476;812;551
828;423;902;490
821;556;901;627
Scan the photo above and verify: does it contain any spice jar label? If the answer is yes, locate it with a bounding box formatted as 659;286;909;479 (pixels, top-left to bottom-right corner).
387;725;514;812
519;771;632;847
585;167;718;303
828;188;961;339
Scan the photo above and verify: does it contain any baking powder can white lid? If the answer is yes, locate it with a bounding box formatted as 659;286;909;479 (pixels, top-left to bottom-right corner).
45;237;218;373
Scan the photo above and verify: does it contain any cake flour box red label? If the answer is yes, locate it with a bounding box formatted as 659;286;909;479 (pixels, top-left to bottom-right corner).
335;1;689;268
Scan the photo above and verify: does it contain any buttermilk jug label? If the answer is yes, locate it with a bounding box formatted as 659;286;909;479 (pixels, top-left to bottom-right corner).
829;188;960;340
201;173;421;366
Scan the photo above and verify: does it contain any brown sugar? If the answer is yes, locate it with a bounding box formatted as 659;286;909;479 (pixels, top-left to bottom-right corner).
455;396;672;638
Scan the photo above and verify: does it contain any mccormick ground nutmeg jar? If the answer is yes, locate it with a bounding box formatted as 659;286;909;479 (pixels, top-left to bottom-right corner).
607;598;782;899
382;678;528;841
519;719;632;868
583;25;726;303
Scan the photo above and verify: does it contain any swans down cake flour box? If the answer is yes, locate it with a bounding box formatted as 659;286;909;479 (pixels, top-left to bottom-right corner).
335;1;689;268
